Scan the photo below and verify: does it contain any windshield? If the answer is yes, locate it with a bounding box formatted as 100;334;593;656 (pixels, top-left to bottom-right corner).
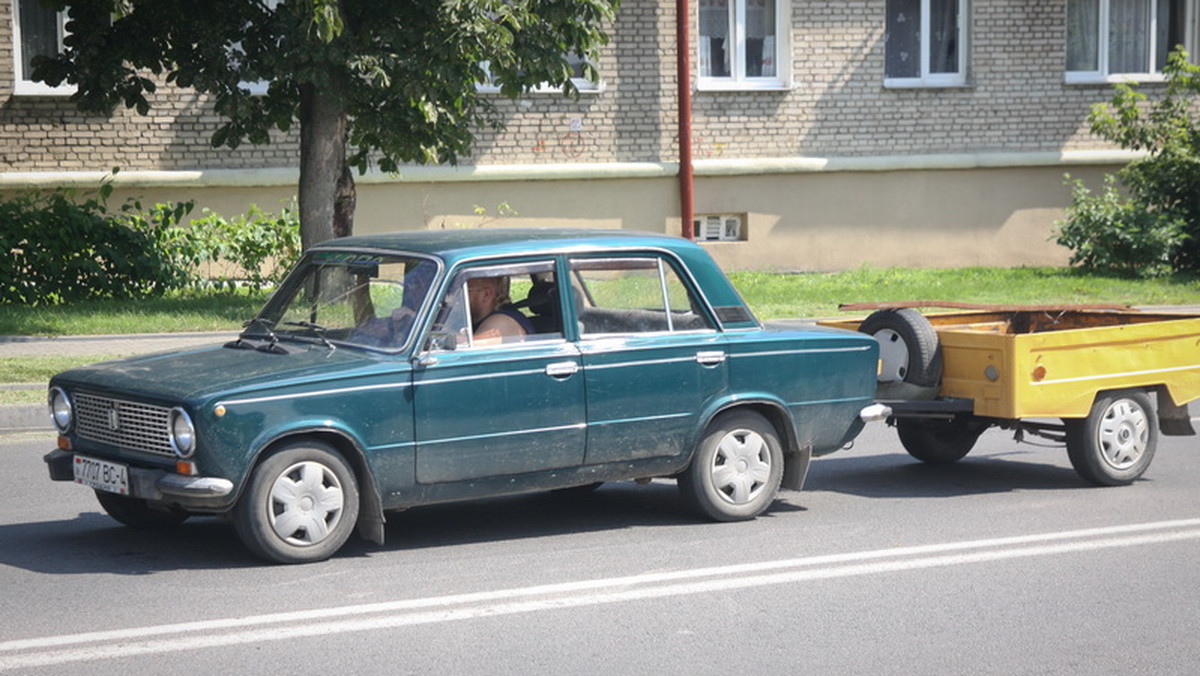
254;251;438;351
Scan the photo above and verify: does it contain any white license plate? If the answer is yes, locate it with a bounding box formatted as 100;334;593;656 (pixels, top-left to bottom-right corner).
73;455;129;495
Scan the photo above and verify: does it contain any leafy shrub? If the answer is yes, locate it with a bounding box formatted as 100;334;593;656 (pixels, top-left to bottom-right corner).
1057;50;1200;276
1055;176;1185;278
1;184;302;305
0;190;190;305
176;204;302;288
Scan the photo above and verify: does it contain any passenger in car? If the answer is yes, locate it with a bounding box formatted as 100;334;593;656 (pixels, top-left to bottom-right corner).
468;276;535;343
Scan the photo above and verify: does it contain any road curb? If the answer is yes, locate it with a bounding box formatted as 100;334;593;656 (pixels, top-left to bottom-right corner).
0;404;50;432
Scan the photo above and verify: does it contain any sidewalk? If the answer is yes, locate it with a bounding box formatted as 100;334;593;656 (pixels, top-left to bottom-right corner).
0;332;238;432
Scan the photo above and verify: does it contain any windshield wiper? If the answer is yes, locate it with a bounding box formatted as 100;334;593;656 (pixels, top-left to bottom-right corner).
226;318;288;354
284;321;337;352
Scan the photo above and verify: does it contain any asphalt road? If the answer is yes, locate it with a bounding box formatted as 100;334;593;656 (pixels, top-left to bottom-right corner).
2;423;1198;675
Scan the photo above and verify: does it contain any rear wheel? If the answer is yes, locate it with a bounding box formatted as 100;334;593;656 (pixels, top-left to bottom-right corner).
234;441;359;564
679;410;784;521
1065;390;1157;486
95;491;190;528
895;417;989;464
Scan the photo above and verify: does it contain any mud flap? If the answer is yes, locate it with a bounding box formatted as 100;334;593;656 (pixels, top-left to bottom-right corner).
1158;390;1195;436
780;444;813;492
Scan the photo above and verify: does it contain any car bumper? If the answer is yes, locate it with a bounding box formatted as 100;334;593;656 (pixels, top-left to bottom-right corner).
44;449;235;510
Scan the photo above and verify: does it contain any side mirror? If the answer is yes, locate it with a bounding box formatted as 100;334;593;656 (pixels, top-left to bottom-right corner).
425;331;458;353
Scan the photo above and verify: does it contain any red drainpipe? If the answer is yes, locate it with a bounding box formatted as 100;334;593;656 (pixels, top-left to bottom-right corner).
676;0;695;240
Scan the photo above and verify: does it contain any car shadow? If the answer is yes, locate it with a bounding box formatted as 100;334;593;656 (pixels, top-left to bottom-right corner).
0;480;806;573
806;447;1098;498
344;480;803;556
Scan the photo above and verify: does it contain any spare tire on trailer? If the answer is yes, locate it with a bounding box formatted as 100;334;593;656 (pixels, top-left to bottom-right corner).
858;308;943;400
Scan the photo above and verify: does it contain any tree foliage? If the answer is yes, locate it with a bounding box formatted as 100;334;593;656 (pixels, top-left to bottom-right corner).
34;0;618;247
1057;50;1200;276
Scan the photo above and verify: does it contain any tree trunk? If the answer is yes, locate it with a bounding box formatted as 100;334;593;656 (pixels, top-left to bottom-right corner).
298;82;354;249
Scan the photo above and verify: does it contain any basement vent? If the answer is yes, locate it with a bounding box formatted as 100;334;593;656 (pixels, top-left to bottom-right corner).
694;214;744;242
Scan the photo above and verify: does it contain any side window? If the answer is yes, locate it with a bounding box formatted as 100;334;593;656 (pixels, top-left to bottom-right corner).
569;257;715;336
426;260;562;351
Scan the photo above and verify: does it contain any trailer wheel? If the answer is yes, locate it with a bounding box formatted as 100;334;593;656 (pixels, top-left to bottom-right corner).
896;417;988;464
1065;390;1157;486
858;309;942;399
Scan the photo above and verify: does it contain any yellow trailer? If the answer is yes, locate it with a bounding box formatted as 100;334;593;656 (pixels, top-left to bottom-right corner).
822;306;1200;486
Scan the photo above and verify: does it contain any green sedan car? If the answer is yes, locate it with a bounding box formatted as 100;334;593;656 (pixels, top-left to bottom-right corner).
46;229;882;563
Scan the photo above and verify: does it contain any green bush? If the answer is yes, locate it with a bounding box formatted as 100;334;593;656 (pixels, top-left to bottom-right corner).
176;204;302;289
1;184;302;306
1057;49;1200;276
1055;176;1185;278
0;190;190;305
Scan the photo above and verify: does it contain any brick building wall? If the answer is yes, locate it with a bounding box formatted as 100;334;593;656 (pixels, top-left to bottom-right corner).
2;0;1118;175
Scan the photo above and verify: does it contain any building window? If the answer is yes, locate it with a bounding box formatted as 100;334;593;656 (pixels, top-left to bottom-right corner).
476;51;603;94
11;0;74;95
884;0;968;87
698;0;790;91
1067;0;1200;82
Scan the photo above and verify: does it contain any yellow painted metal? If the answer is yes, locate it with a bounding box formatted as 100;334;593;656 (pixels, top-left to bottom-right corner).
822;311;1200;420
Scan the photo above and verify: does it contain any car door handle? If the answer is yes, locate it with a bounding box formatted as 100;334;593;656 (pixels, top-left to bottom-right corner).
696;350;727;366
545;361;580;378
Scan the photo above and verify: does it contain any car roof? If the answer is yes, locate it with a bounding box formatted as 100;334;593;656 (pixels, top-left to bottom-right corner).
311;228;700;263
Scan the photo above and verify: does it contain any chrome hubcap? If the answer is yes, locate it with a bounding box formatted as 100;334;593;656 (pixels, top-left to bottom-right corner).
1097;398;1149;470
710;429;772;505
269;461;345;546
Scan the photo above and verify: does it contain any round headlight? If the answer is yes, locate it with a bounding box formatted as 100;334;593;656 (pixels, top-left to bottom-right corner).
168;407;196;458
48;387;72;432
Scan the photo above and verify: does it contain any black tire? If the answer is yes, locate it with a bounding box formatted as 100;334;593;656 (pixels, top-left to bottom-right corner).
678;410;784;522
1065;390;1158;486
233;441;360;564
858;309;942;398
94;490;190;528
895;417;988;464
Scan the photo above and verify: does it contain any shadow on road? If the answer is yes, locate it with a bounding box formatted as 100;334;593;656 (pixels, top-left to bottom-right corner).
0;480;803;573
807;445;1098;498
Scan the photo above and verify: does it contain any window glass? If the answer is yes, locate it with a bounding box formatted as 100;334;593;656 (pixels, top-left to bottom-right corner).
260;254;437;351
427;261;560;351
929;0;960;74
1067;0;1101;71
17;0;57;81
885;0;922;78
570;258;714;335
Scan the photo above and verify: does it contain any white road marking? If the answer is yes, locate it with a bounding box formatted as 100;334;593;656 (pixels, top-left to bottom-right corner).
3;518;1199;670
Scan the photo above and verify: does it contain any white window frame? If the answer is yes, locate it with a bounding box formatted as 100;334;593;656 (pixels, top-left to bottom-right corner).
1066;0;1200;84
696;0;792;92
475;52;604;96
884;0;969;88
11;0;75;96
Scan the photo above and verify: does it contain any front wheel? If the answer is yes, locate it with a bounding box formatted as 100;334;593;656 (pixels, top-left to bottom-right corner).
1065;390;1158;486
895;417;989;464
234;441;360;564
678;410;784;521
95;490;190;528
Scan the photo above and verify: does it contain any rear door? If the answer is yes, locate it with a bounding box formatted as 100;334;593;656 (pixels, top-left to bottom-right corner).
569;255;727;465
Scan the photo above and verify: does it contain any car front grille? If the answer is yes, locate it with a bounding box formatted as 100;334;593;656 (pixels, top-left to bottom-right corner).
74;392;175;457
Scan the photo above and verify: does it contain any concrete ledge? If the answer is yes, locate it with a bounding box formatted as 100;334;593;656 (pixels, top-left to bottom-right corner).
0;404;49;432
0;150;1147;189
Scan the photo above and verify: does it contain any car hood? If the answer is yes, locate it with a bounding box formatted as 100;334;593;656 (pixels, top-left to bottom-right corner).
51;341;403;405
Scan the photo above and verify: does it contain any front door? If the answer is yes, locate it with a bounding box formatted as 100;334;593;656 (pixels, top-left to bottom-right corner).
413;259;586;483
